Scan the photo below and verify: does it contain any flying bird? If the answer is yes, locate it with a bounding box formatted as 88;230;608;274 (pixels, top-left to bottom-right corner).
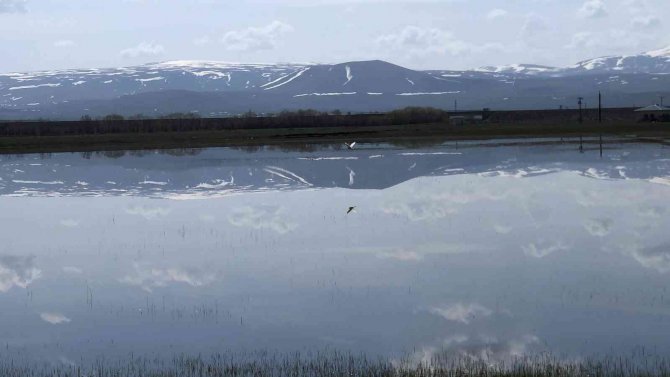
345;142;356;150
347;206;356;214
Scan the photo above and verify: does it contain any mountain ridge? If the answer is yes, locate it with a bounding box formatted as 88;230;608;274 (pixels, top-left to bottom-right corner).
2;47;670;120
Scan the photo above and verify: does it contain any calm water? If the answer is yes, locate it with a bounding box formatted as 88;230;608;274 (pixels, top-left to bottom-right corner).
1;140;669;365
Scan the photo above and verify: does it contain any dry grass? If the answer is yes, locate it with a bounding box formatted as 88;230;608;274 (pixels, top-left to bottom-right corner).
1;351;669;377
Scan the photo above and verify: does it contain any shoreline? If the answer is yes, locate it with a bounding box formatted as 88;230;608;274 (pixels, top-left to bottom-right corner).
0;122;669;155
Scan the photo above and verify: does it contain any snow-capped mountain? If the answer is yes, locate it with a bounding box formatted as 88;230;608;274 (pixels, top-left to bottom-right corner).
474;64;559;75
566;47;670;74
0;61;307;108
262;60;452;94
1;46;670;120
468;46;670;76
0;60;469;117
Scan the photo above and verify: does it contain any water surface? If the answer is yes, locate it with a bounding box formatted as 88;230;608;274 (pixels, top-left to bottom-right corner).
1;140;669;365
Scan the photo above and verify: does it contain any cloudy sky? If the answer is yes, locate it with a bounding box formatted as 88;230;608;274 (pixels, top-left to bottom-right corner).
1;0;669;73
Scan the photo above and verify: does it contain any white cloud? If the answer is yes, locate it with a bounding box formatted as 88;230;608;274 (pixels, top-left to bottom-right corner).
59;219;79;228
221;21;293;52
631;244;670;273
199;214;216;222
470;335;540;361
566;28;651;53
486;9;508;20
120;263;217;292
53;40;75;48
494;224;513;234
429;303;493;324
578;0;608;18
567;31;597;50
383;195;457;221
637;205;665;218
382;178;507;222
521;14;549;42
407;334;540;367
376;249;423;261
125;205;171;219
120;42;165;59
631;15;661;29
352;243;485;263
193;35;210;46
376;26;503;60
228;205;297;234
584;218;613;237
62;266;83;274
522;240;569;258
0;255;41;292
605;241;670;274
0;0;26;13
623;0;648;9
40;312;71;325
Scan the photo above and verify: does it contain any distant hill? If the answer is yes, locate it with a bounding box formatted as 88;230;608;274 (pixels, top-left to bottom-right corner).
566;46;670;75
2;47;670;120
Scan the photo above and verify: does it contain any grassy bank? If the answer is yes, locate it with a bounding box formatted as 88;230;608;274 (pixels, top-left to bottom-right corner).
2;352;669;377
0;121;669;155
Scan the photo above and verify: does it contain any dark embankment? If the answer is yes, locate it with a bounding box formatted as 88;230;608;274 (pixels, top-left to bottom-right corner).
0;107;668;154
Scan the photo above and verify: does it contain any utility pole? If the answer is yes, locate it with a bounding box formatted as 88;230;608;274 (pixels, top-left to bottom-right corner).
454;99;458;113
660;96;665;107
599;92;603;158
577;97;584;153
598;92;602;123
578;97;584;124
578;97;584;153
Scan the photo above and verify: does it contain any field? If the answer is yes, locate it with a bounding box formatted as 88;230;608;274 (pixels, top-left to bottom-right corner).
0;121;669;155
0;107;668;154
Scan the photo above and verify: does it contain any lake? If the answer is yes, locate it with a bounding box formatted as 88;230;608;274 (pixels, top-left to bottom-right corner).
1;139;669;368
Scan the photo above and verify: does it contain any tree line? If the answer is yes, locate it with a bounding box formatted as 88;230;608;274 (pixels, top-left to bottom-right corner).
0;107;450;138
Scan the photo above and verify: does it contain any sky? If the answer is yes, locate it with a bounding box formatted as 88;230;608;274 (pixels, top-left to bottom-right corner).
1;0;669;73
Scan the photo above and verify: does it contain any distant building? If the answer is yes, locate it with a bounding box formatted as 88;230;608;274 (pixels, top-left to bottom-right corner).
635;104;670;122
449;114;484;125
449;109;488;125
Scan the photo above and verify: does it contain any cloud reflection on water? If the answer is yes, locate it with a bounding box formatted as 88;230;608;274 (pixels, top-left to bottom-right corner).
228;205;297;234
120;263;218;292
0;141;669;362
40;312;71;325
0;255;41;292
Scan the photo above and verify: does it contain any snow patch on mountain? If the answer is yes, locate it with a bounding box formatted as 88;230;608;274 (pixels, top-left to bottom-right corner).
136;77;165;84
294;92;357;97
263;68;310;90
9;83;61;90
3;52;670;119
396;91;460;96
150;61;309;70
476;64;557;75
646;46;670;58
573;57;614;71
190;71;231;79
343;65;353;86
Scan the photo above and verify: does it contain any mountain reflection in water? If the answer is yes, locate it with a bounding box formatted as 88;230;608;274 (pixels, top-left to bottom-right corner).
0;139;669;365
